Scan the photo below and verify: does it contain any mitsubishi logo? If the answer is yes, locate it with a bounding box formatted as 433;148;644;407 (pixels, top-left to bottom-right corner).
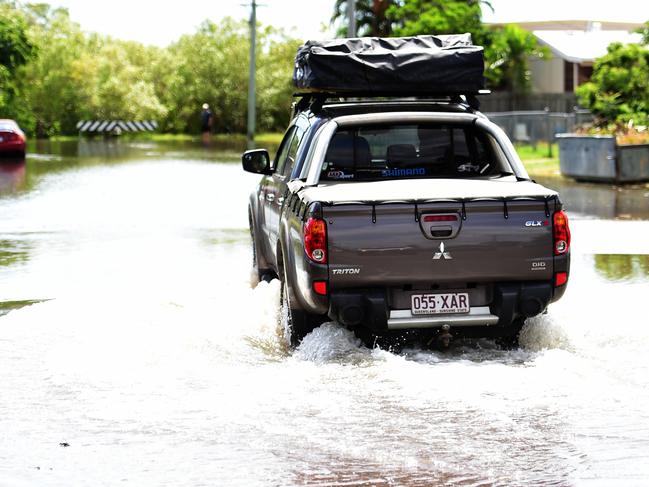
433;242;453;260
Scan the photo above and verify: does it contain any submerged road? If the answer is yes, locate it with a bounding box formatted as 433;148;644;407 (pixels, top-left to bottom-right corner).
1;140;648;486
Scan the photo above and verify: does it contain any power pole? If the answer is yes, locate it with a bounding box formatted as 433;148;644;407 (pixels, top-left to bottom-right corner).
347;0;356;37
247;0;257;149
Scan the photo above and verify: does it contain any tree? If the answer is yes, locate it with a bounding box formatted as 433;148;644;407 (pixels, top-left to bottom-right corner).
576;42;649;127
1;3;302;136
19;5;167;135
162;19;250;134
363;0;546;94
161;19;298;134
387;0;484;37
637;21;649;45
0;6;34;71
0;5;36;129
81;39;168;121
484;25;550;93
19;6;95;135
332;0;396;37
256;28;302;131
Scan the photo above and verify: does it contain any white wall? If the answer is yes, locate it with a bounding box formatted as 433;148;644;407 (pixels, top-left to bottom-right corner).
529;57;565;93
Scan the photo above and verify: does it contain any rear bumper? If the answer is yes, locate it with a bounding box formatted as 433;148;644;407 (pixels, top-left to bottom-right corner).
0;142;26;155
328;281;560;334
388;307;498;329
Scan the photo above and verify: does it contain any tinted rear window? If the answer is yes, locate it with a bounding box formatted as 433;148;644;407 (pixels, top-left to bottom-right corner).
320;123;505;182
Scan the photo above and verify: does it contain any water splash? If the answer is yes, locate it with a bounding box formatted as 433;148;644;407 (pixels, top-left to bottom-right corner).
293;322;370;364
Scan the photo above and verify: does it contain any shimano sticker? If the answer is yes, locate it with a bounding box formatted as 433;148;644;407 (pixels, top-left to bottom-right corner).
381;168;426;177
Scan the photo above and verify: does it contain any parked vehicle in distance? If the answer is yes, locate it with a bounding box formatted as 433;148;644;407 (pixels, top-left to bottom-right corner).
0;120;26;156
243;36;571;348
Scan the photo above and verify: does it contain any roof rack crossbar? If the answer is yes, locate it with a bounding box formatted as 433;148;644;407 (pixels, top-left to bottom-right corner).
292;90;489;114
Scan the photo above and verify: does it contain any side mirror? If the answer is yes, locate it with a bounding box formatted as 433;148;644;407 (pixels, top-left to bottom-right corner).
242;149;272;175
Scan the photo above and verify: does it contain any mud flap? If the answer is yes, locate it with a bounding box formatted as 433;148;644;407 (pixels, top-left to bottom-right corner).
329;289;388;333
492;282;553;326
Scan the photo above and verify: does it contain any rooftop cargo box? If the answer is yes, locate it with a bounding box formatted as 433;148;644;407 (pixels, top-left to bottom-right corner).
293;34;485;96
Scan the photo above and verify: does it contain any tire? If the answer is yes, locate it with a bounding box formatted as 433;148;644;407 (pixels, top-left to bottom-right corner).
280;267;320;346
249;211;274;284
496;318;525;349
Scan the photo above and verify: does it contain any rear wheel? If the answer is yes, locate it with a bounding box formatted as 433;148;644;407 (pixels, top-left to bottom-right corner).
249;211;274;284
280;267;321;346
496;318;525;349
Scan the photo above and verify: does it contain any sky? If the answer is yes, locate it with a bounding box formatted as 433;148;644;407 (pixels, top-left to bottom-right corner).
45;0;649;46
46;0;338;45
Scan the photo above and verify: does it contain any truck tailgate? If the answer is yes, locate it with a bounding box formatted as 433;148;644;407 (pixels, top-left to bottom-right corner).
324;199;555;287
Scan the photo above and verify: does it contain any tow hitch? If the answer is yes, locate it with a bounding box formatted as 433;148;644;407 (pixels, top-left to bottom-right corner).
428;324;453;349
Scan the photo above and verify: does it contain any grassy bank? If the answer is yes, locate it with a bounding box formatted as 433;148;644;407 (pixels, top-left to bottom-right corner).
515;143;561;179
48;132;285;145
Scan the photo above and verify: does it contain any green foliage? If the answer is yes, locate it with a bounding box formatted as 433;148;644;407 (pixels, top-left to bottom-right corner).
387;0;483;37
156;20;297;134
0;5;34;70
332;0;395;37
256;30;302;132
484;25;550;93
0;4;36;129
0;3;300;136
636;21;649;45
20;6;97;135
9;6;168;136
576;42;649;127
333;0;546;94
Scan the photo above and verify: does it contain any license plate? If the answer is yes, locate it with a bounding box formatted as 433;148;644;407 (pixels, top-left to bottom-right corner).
410;293;470;315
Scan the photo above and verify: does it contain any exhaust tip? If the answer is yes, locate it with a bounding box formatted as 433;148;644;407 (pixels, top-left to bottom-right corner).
340;305;363;326
520;297;543;318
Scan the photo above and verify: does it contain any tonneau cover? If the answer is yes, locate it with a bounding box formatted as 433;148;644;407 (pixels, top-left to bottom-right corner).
293;34;484;95
301;179;557;205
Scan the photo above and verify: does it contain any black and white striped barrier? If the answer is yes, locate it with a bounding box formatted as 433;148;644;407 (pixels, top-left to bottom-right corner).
76;120;158;134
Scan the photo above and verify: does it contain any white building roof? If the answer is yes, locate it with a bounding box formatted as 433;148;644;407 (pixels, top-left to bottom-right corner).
483;0;649;25
533;30;643;63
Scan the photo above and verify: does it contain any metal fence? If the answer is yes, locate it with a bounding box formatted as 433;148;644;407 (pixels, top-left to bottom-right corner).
480;92;579;113
485;110;593;145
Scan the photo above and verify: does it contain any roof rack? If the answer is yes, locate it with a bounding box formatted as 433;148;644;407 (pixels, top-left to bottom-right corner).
291;90;491;117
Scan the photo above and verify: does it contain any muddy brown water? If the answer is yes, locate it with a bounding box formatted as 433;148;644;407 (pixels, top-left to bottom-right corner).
1;139;648;486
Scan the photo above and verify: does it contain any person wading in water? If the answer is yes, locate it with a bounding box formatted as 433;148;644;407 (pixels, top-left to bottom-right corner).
201;103;213;145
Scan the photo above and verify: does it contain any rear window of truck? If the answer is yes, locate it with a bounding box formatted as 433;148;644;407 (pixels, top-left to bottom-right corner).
320;123;506;181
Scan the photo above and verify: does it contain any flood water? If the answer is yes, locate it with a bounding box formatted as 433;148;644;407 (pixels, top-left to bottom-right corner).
1;139;649;486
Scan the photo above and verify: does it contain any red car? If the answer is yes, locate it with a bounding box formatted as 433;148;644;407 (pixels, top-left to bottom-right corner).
0;119;26;155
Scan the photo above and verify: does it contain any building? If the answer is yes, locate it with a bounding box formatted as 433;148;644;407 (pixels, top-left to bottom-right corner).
480;19;643;112
519;20;643;94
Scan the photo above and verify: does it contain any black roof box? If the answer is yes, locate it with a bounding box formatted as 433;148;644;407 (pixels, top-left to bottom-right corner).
293;34;485;96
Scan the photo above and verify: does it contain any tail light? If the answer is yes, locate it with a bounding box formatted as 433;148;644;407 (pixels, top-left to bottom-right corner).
555;272;568;287
553;210;571;255
313;281;328;295
304;217;327;264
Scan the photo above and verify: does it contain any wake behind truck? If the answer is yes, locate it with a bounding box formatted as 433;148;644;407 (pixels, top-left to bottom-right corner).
243;35;571;346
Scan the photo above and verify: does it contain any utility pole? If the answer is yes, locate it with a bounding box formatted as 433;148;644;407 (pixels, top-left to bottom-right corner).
347;0;356;37
247;0;257;149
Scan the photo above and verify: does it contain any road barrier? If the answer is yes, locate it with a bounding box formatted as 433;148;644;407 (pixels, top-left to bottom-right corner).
76;120;158;134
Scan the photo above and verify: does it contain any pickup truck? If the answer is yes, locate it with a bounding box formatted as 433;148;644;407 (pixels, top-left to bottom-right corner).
242;97;571;347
